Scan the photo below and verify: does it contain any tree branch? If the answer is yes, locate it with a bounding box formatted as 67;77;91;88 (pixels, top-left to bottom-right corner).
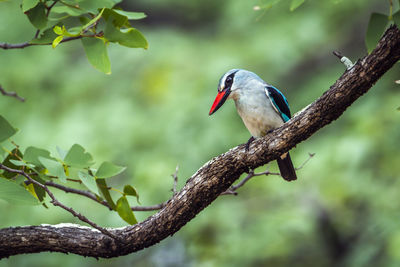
0;25;399;259
0;36;86;50
0;164;118;240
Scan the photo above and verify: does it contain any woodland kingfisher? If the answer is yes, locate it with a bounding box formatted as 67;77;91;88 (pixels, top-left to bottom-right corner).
209;69;297;181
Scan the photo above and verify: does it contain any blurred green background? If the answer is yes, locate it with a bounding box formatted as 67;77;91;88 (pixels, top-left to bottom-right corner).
1;0;400;266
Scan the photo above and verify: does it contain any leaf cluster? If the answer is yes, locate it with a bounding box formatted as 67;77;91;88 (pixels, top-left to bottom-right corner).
22;0;148;73
0;115;139;225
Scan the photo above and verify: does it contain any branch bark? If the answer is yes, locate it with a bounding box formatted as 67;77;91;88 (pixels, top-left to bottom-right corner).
0;25;399;259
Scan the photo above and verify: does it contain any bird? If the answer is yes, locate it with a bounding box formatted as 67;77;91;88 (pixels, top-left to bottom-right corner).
209;69;297;181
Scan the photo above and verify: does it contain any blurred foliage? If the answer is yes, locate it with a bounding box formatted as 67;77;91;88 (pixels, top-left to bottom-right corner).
1;0;400;266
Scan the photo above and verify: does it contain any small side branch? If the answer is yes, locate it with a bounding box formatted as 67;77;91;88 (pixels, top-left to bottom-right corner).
0;36;86;50
295;153;315;171
333;51;354;70
171;165;179;196
221;167;280;196
221;153;315;196
0;85;25;102
45;175;170;212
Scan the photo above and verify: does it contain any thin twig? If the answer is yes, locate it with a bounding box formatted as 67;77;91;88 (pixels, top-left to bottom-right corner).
295;153;315;171
171;165;179;196
221;152;315;195
333;50;354;70
220;167;280;196
0;35;90;50
0;85;25;102
46;0;59;16
45;181;110;208
33;30;40;39
32;0;59;40
45;180;166;211
0;163;118;240
332;50;343;59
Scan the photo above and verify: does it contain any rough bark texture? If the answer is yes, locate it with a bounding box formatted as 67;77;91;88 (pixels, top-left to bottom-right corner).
0;25;399;259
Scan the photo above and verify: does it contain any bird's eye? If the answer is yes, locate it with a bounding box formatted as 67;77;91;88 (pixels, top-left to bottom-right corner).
225;76;233;87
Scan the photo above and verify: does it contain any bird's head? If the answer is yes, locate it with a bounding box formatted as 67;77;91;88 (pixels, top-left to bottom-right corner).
209;69;238;115
209;69;263;115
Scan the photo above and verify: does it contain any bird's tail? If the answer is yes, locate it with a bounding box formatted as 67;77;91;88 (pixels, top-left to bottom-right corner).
276;152;297;181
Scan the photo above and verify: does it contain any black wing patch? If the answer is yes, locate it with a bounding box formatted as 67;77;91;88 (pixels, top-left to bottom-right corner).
265;86;291;122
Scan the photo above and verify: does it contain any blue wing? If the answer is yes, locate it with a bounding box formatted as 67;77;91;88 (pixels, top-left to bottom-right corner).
265;86;291;122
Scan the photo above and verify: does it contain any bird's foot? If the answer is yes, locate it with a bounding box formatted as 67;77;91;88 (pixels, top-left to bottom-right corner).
245;136;255;152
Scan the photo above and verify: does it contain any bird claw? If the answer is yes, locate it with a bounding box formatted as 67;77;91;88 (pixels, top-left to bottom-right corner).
245;136;255;152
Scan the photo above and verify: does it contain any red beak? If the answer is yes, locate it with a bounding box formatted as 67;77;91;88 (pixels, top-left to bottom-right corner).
209;89;230;115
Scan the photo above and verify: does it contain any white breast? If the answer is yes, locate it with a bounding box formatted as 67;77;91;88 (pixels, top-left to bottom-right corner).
233;89;283;137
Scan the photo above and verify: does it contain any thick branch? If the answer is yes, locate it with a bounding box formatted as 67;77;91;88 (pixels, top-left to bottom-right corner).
0;25;399;259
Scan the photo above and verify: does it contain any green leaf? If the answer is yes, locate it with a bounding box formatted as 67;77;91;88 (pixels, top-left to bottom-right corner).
23;146;53;167
30;28;58;44
56;146;67;160
112;10;146;20
116;196;137;225
51;6;87;16
0;178;39;205
52;35;64;48
393;10;400;27
1;149;23;179
103;8;129;27
79;0;119;12
0;115;17;143
81;37;111;74
123;185;140;204
53;25;64;35
32;183;46;202
95;161;126;178
78;171;100;195
9;160;35;168
38;157;67;183
96;178;116;210
366;13;389;53
104;20;148;49
64;144;94;168
30;174;46;202
79;16;91;25
64;26;83;36
26;2;48;29
290;0;305;11
22;0;39;12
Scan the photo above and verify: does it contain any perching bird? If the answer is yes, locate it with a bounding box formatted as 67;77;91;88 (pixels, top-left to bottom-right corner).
209;69;297;181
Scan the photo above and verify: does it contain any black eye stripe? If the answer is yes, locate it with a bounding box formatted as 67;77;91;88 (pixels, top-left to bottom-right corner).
224;73;235;88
